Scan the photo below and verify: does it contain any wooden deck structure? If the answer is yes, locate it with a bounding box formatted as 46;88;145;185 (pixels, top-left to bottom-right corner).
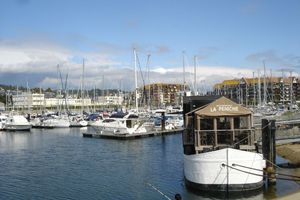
183;96;257;154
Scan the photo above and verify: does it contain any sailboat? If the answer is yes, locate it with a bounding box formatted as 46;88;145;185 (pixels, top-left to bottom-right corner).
42;64;70;128
69;59;88;127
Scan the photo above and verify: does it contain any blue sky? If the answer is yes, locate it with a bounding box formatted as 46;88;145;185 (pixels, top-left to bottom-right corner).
0;0;300;90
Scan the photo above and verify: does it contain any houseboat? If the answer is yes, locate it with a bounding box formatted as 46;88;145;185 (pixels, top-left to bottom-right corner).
183;96;266;191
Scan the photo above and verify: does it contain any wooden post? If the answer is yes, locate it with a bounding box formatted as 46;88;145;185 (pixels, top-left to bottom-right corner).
248;115;253;145
196;116;201;147
161;112;165;131
262;118;276;184
270;120;276;168
230;117;235;142
214;118;218;147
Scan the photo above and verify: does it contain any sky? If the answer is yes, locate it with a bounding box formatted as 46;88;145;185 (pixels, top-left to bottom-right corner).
0;0;300;91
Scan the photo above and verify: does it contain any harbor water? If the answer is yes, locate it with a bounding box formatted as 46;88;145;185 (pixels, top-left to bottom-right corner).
0;128;299;200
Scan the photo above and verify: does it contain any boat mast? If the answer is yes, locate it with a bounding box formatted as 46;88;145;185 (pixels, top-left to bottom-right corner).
253;72;256;107
81;59;85;114
281;69;284;105
93;85;96;112
134;48;138;112
182;51;186;94
258;69;261;108
26;81;30;114
263;61;267;106
146;53;151;110
194;55;197;95
40;86;42;112
290;70;293;106
270;69;274;105
56;64;61;114
16;85;18;111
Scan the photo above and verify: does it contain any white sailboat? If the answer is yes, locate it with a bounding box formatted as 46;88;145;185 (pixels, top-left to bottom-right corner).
69;59;88;127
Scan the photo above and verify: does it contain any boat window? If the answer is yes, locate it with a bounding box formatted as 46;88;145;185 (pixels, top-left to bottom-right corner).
217;131;232;145
200;118;213;130
234;117;248;129
217;117;230;130
234;117;240;129
103;119;115;123
128;114;138;119
239;116;248;129
126;120;133;128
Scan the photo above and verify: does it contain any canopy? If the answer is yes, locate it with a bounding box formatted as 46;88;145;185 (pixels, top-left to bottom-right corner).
194;96;252;117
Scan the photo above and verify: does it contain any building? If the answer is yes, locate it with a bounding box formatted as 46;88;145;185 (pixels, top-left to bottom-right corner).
44;98;91;108
213;76;300;106
12;92;92;109
141;83;186;107
12;92;45;109
97;94;124;105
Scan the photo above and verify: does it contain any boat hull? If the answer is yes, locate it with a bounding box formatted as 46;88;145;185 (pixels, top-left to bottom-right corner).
184;148;266;192
4;125;31;131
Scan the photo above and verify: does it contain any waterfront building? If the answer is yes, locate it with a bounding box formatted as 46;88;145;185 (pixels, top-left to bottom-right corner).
12;92;92;109
213;76;300;107
12;92;44;109
44;98;92;108
97;94;124;106
142;83;186;107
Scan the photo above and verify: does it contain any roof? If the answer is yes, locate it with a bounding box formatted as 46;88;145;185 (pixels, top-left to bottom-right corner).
214;76;299;88
193;96;252;117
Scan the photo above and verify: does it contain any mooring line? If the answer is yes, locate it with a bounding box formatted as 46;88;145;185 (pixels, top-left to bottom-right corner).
146;182;172;200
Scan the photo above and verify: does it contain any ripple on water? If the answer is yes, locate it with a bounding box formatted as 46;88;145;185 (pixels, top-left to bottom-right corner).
0;129;299;200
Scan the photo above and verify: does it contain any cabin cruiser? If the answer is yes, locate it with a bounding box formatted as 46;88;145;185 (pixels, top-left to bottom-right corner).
87;113;103;126
4;115;31;131
166;114;183;128
42;115;70;128
69;115;88;127
183;96;266;192
97;112;151;135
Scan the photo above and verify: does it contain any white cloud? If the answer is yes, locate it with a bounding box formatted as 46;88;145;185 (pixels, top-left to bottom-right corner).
151;67;174;74
0;39;263;92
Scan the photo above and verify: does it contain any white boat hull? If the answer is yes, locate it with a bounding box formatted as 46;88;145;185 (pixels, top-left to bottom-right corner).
5;124;31;131
43;118;70;128
70;120;88;127
5;115;31;131
184;148;266;191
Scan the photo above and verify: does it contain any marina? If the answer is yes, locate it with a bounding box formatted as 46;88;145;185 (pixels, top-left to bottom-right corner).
1;1;300;199
0;96;300;200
